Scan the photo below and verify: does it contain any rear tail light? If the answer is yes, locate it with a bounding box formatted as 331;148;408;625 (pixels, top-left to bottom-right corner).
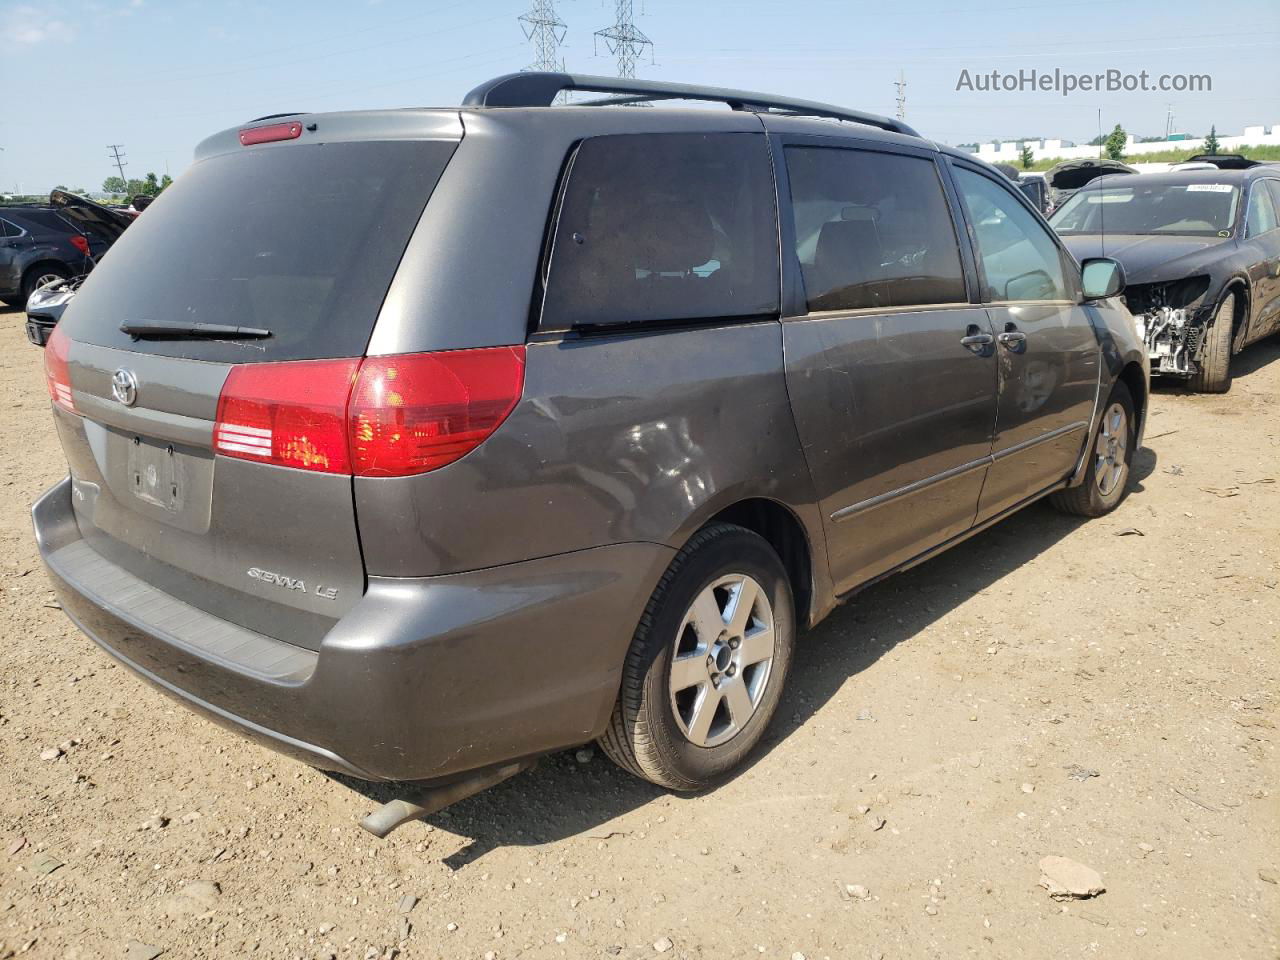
214;359;360;474
69;235;91;256
44;326;76;413
349;347;526;477
212;347;525;477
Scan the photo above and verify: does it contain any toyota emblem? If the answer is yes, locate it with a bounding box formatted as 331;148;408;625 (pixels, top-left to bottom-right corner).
111;368;138;406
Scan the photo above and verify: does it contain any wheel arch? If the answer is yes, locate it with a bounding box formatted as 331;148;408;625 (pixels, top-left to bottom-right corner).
1218;277;1251;353
697;497;817;631
1116;360;1148;447
21;259;72;294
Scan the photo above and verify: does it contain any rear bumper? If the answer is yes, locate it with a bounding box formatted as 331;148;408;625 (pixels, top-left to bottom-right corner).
34;476;673;782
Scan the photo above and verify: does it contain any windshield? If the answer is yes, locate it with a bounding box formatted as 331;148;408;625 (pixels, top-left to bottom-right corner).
1051;181;1240;237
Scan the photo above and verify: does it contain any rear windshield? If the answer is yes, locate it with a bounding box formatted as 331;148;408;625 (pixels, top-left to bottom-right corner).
62;139;456;362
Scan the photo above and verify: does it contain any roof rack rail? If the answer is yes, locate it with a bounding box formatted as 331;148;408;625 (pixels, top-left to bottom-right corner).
462;72;920;138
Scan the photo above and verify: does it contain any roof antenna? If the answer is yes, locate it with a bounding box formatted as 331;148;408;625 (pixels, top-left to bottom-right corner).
1097;108;1106;258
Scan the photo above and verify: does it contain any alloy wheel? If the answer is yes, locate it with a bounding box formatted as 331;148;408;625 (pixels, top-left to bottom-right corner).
1094;401;1128;496
668;574;776;748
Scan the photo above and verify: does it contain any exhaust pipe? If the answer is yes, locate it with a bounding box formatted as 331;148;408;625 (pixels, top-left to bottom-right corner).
359;761;532;838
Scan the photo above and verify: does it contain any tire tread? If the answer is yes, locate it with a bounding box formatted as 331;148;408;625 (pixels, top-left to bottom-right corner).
1049;381;1135;518
599;523;769;791
1188;293;1235;394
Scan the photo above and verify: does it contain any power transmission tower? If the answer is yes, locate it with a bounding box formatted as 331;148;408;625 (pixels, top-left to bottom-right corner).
894;71;907;122
595;0;653;79
518;1;567;74
107;144;128;184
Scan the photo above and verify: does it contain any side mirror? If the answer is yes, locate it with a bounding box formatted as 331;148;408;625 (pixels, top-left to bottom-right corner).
1080;257;1125;301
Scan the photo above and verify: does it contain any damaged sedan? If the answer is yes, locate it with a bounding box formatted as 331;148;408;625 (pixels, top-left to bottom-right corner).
1052;163;1280;392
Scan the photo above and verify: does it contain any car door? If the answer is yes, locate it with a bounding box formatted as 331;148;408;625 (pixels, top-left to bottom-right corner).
950;163;1100;523
778;141;998;594
1242;179;1280;342
0;218;28;297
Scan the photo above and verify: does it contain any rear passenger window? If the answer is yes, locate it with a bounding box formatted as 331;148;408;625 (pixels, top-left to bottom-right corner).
784;147;966;312
541;133;779;330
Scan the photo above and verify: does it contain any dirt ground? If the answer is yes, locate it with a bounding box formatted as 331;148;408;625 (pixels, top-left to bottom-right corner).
0;305;1276;960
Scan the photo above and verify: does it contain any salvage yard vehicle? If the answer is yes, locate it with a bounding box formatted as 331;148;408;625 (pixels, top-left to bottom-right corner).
25;276;83;347
1;201;100;307
1052;162;1280;392
1045;157;1137;212
33;73;1149;831
22;192;137;346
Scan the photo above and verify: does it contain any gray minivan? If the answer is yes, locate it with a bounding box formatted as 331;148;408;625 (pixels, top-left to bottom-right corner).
34;74;1148;820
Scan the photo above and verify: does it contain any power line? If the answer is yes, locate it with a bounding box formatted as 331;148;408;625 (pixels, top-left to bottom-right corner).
519;0;567;74
595;0;653;80
107;144;127;184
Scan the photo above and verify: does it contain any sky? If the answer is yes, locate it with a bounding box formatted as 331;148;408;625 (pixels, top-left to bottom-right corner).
1;0;1277;193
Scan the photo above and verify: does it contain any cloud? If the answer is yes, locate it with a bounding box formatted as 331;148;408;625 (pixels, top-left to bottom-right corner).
3;4;75;44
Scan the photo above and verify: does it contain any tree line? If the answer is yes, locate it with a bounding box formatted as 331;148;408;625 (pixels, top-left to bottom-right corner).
100;172;173;198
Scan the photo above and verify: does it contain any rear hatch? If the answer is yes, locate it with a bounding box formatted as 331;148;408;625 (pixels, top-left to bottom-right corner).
49;189;136;251
50;122;460;650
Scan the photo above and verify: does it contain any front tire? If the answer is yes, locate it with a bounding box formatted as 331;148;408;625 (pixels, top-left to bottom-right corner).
1188;292;1235;394
21;265;70;304
599;523;794;791
1050;381;1136;518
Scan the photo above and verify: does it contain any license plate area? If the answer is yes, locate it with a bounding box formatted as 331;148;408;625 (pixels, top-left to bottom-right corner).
127;436;184;511
82;421;215;535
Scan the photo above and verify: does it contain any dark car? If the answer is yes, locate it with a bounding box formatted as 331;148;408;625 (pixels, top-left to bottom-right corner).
0;206;96;306
2;191;134;308
989;163;1050;215
1045;158;1137;212
32;73;1148;829
1016;175;1049;215
22;192;137;345
1051;163;1280;392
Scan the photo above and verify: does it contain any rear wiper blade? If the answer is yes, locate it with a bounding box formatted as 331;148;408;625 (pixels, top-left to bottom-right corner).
119;321;272;340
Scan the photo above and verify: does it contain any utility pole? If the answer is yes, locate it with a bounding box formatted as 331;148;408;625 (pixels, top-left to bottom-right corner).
595;0;653;80
894;70;907;122
107;144;128;185
1164;104;1175;140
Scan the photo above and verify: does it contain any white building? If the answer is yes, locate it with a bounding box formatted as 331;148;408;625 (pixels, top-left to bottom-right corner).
975;125;1280;163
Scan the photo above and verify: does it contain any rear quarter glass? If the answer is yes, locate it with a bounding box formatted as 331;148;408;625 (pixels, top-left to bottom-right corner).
540;132;780;331
59;139;457;363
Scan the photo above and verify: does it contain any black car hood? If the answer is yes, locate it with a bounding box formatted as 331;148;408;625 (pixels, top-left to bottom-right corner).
48;189;136;243
1060;233;1231;285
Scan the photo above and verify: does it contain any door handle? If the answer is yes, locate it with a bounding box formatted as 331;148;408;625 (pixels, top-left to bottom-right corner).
997;322;1027;351
961;324;994;352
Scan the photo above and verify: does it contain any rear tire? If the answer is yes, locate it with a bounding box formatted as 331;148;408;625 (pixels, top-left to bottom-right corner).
1050;381;1136;518
599;523;794;791
1188;292;1235;394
